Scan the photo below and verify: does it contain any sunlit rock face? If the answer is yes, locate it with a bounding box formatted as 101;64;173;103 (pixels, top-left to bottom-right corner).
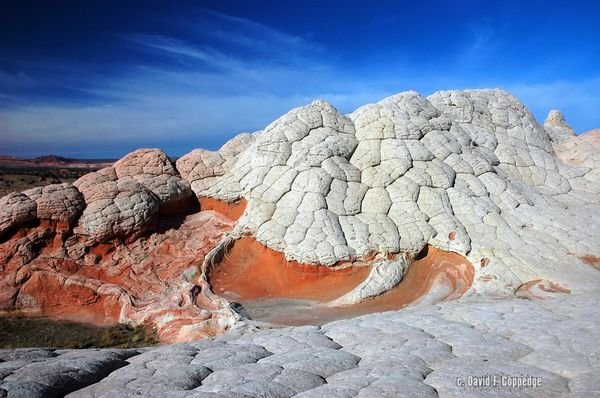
0;193;37;237
188;89;600;298
0;149;234;343
0;89;599;342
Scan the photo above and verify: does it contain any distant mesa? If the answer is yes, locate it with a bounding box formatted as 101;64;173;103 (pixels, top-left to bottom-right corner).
0;154;116;169
32;155;78;164
0;88;598;342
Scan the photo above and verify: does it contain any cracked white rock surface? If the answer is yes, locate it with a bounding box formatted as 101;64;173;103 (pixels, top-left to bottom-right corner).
0;293;590;397
176;89;600;297
0;89;599;396
0;193;37;235
0;89;597;299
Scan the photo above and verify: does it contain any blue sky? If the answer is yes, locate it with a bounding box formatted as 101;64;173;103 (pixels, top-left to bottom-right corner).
0;0;599;158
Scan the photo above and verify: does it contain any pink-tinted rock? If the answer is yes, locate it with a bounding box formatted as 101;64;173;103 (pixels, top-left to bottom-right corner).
0;193;37;237
0;210;235;341
544;109;577;143
110;148;195;214
175;149;229;197
23;183;84;226
120;174;195;215
113;148;176;178
176;149;226;181
554;129;600;167
515;279;572;299
76;180;159;242
73;169;117;199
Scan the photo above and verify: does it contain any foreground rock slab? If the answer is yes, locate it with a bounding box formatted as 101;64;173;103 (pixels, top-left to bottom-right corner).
0;348;139;398
1;293;596;397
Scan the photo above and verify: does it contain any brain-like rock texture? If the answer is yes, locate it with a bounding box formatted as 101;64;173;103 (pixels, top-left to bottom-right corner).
0;89;599;343
182;89;600;298
0;193;37;237
112;148;194;212
176;133;257;197
76;180;159;241
23;183;85;225
113;148;177;178
71;149;195;242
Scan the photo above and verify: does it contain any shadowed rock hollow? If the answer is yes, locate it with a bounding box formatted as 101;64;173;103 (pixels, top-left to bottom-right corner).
1;89;599;342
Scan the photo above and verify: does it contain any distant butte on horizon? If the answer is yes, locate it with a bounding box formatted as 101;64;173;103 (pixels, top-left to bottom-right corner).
0;154;116;169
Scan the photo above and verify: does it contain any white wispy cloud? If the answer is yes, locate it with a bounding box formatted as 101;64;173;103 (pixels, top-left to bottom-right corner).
2;90;395;159
457;21;500;67
204;11;325;63
0;12;353;157
123;34;248;73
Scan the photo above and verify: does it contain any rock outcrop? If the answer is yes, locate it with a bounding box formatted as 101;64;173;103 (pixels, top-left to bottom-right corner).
544;109;577;143
2;292;598;397
0;149;232;342
553;128;600;169
76;180;159;242
189;89;599;298
22;183;85;226
0;193;37;237
0;89;599;343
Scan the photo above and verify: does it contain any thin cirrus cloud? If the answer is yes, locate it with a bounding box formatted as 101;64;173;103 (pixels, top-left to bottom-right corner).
205;11;324;59
123;34;248;74
0;9;598;158
0;13;392;158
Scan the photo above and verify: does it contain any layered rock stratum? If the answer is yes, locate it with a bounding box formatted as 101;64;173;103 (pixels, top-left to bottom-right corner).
0;88;599;396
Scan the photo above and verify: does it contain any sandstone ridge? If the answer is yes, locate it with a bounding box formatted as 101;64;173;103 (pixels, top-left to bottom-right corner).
0;89;599;341
193;89;599;299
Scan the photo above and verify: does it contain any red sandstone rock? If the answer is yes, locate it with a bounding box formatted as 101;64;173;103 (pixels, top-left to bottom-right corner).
208;236;371;302
0;151;242;343
199;197;247;221
2;88;597;344
580;255;600;270
221;244;475;326
208;238;473;315
0;210;234;341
